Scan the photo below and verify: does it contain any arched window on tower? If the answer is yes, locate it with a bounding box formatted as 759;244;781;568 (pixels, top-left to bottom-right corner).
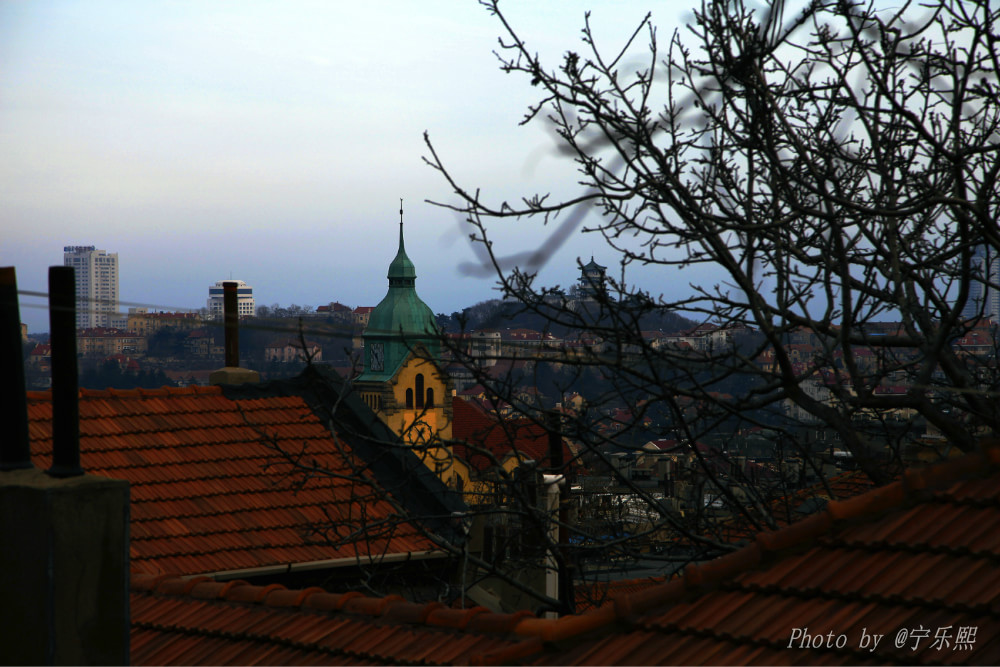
426;387;434;408
405;388;414;409
415;374;425;409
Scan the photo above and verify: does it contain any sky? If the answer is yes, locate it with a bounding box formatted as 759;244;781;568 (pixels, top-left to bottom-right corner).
1;1;695;333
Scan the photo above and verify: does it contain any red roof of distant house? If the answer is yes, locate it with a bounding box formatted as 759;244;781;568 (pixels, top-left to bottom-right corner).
451;397;573;472
27;384;438;576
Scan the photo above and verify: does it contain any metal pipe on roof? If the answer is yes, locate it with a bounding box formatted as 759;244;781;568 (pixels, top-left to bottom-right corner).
223;281;239;368
0;266;33;470
47;266;84;478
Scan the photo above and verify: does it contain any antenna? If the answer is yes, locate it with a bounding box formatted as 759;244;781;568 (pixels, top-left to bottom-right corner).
399;198;404;227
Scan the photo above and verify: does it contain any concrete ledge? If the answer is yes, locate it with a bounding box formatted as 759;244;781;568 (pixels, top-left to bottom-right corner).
209;366;261;386
0;468;129;666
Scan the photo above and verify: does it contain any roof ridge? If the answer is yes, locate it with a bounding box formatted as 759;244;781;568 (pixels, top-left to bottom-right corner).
131;573;530;636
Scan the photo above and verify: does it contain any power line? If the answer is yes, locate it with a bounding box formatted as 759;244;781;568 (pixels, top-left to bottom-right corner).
15;290;365;339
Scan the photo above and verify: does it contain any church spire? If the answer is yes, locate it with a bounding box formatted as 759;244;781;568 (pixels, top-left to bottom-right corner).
388;200;416;286
398;198;405;253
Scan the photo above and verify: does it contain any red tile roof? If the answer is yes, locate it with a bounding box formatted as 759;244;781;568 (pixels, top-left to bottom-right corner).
451;397;573;472
127;440;1000;664
521;441;1000;665
130;573;532;666
27;384;439;576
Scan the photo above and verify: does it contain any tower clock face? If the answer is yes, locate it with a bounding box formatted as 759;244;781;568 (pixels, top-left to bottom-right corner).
370;342;384;371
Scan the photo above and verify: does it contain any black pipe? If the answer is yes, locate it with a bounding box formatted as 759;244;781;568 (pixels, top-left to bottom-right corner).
48;266;83;478
0;267;33;470
223;281;238;367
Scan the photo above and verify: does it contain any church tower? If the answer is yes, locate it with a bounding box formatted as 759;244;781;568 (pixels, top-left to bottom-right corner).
355;209;454;467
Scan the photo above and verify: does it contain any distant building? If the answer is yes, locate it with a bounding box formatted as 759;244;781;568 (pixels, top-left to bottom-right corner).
353;306;375;327
963;245;1000;321
207;280;255;319
126;308;200;336
76;327;148;357
573;256;608;299
63;246;119;329
264;338;323;363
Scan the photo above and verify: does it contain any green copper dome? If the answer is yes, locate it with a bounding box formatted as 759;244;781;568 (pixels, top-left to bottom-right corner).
366;284;437;337
358;221;440;380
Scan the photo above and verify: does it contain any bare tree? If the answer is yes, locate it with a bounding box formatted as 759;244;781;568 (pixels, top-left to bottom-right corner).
426;0;1000;470
417;0;1000;584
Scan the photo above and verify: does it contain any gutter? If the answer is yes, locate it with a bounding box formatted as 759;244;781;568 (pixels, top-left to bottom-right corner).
191;549;449;582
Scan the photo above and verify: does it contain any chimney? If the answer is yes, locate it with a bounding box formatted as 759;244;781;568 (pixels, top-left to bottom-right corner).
0;266;130;665
0;267;32;470
209;280;259;386
48;266;83;477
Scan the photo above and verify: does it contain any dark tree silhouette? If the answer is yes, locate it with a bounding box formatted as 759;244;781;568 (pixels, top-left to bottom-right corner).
416;0;1000;588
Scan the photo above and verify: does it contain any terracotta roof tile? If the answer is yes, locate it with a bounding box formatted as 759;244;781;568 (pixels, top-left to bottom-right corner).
130;574;529;666
504;441;1000;665
131;439;1000;665
27;383;439;576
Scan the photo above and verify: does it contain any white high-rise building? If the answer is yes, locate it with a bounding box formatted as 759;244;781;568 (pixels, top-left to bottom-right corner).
63;246;119;330
962;246;1000;322
207;280;255;319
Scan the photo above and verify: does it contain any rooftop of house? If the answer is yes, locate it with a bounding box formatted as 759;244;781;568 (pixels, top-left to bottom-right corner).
451;397;575;473
26;366;465;577
128;440;1000;665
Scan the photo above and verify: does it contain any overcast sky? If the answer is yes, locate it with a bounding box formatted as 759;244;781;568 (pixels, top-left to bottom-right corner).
1;1;695;333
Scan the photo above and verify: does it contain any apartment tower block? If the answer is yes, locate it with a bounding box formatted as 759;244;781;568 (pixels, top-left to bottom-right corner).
963;245;1000;322
62;246;119;330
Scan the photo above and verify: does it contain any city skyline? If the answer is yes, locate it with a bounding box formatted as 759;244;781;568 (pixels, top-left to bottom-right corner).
2;1;695;333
